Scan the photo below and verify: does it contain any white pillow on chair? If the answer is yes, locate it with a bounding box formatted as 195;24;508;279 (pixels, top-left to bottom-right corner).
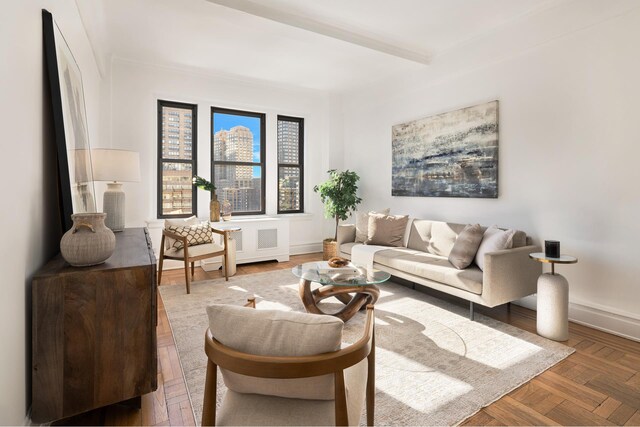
206;304;344;400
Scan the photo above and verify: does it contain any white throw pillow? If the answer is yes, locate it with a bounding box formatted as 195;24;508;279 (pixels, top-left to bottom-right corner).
474;226;516;271
355;208;390;243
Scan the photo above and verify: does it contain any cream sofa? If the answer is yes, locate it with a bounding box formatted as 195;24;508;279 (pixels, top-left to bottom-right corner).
337;219;541;319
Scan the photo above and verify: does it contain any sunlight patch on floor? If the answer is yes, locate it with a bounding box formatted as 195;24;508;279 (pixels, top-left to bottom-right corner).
375;346;473;412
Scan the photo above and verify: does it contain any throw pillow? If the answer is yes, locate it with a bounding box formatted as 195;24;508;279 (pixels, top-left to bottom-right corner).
206;304;343;400
365;214;409;247
474;226;516;271
164;216;199;249
355;208;390;243
448;224;484;270
167;223;213;250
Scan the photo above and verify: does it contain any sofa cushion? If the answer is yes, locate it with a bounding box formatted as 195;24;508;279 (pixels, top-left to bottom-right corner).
475;226;516;271
365;214;409;247
206;304;343;400
373;249;483;294
448;224;484;269
340;242;361;256
354;208;390;243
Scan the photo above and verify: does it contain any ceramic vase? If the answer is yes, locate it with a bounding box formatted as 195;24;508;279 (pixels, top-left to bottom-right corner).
60;213;116;267
210;194;221;222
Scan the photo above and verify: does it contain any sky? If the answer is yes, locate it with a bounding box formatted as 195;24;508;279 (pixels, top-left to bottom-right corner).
213;112;261;163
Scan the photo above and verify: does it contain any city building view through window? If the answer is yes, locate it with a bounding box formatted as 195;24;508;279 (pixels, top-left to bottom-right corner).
277;116;304;213
158;101;196;217
212;108;265;214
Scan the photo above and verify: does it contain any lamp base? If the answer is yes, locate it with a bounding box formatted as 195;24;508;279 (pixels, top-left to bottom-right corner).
104;182;125;232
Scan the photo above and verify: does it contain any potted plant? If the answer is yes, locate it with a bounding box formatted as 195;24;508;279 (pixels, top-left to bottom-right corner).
193;175;219;221
313;169;362;260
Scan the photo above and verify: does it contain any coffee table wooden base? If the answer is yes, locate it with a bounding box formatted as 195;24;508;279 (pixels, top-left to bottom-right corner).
298;278;380;322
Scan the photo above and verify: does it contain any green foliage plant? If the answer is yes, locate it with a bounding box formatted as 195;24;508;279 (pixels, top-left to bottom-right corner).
192;175;216;193
313;169;362;241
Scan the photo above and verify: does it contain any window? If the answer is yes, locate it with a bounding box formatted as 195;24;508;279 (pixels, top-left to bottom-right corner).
157;100;197;218
277;115;304;213
211;107;265;215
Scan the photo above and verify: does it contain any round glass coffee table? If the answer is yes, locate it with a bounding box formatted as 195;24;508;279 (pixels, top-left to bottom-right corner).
292;262;391;322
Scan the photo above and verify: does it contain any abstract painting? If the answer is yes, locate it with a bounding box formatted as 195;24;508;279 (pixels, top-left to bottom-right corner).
43;9;97;231
392;101;499;198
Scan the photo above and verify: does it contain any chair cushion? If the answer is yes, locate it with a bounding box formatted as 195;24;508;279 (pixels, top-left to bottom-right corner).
354;208;389;243
164;243;224;259
166;223;213;250
475;226;516;271
206;304;344;400
164;216;199;249
217;359;368;426
448;224;484;269
365;214;409;247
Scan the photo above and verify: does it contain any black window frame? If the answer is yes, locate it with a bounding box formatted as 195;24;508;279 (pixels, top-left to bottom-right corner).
157;99;198;219
277;115;304;214
211;107;266;216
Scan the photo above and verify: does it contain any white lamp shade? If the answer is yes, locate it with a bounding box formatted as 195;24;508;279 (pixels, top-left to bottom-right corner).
91;149;141;182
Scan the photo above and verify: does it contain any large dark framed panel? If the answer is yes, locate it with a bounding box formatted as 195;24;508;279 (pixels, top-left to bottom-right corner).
43;9;97;232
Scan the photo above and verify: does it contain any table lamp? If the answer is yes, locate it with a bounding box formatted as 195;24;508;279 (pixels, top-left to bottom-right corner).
91;149;140;232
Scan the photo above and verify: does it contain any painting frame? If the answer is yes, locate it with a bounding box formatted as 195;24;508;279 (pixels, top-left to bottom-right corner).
43;9;96;232
392;100;499;198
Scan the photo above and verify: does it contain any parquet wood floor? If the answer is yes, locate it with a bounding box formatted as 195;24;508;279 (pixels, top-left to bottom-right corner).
55;253;640;426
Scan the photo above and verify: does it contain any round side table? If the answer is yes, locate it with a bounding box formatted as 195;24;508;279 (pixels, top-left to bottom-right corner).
529;252;578;341
211;225;241;276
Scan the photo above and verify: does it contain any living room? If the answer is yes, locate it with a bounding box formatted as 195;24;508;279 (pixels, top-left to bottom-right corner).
2;0;639;425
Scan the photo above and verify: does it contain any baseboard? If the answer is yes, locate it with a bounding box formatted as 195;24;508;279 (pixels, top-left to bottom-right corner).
289;242;322;255
516;296;640;342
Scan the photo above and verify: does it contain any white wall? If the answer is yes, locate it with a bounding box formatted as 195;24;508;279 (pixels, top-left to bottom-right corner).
0;1;105;423
341;8;640;339
110;59;336;253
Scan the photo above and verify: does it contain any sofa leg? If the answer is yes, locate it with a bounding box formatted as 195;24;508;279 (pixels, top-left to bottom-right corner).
469;302;474;321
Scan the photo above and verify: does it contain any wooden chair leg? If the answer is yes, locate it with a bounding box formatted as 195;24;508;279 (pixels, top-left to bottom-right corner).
191;261;195;278
366;326;375;426
334;370;348;426
184;257;191;294
201;359;217;426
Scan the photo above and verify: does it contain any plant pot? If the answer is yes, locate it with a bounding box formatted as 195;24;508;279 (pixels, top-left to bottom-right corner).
210;194;221;222
60;213;116;267
322;238;337;260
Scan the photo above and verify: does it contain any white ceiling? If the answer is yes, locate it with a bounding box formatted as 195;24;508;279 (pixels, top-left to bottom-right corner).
96;0;564;91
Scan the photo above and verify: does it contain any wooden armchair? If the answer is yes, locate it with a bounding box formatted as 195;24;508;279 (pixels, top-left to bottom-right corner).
202;300;376;426
158;227;229;294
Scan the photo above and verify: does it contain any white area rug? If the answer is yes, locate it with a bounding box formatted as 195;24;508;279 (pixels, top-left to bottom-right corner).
159;269;573;426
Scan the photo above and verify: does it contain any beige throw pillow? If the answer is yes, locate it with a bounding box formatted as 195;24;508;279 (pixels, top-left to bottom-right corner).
355;208;390;243
365;214;409;247
206;304;343;400
448;224;484;270
164;216;199;249
474;226;516;271
166;223;213;250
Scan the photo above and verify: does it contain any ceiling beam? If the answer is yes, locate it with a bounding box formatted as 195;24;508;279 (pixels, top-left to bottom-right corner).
206;0;431;65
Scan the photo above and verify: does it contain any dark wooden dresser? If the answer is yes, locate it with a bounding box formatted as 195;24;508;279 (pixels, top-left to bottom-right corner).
32;228;157;423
